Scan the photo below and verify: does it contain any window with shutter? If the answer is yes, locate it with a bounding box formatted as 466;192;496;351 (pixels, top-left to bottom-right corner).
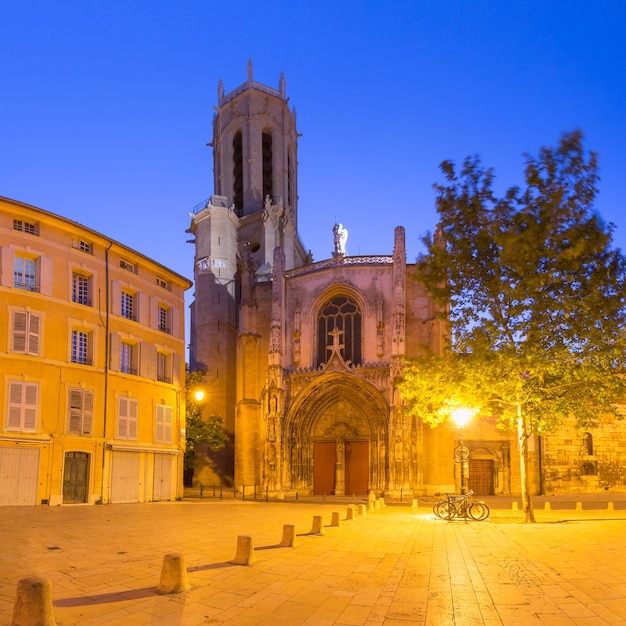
118;397;138;440
12;311;40;355
155;404;173;443
68;388;93;435
7;381;38;432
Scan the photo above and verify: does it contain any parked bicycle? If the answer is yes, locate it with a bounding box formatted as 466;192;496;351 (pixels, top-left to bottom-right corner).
433;490;490;521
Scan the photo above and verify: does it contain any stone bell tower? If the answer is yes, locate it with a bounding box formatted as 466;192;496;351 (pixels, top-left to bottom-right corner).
188;61;308;484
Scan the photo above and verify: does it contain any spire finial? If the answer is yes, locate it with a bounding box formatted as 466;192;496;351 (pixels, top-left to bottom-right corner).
217;79;224;104
279;71;286;98
247;58;253;85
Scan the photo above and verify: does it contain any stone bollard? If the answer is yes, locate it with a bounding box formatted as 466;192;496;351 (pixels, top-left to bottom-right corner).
279;524;299;548
12;576;57;626
544;501;551;511
156;553;190;594
346;506;355;521
367;501;375;513
608;501;615;511
330;511;342;527
512;501;519;511
576;502;583;512
368;492;376;502
411;498;418;509
309;515;326;535
375;499;381;510
231;535;258;565
357;504;367;517
379;497;386;508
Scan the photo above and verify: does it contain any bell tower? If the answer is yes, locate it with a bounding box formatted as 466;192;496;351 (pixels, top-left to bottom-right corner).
188;62;307;484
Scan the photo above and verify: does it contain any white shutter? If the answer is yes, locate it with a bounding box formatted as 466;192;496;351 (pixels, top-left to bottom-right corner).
155;404;164;442
172;352;181;386
163;405;172;443
128;399;138;440
171;306;180;338
150;296;159;330
28;313;40;355
69;388;83;433
0;247;14;287
140;343;156;379
138;292;149;326
83;390;93;435
12;312;27;353
111;281;122;315
118;397;128;438
40;256;52;295
109;333;120;370
23;384;37;431
8;382;23;429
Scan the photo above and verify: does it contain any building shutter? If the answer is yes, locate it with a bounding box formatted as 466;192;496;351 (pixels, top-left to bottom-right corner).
1;246;14;287
128;399;138;439
109;333;120;370
8;382;24;429
8;382;38;431
28;313;40;355
12;312;27;353
83;390;93;435
40;256;53;295
118;397;128;438
69;388;83;433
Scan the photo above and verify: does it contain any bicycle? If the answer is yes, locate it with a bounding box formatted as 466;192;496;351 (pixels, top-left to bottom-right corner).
432;490;490;521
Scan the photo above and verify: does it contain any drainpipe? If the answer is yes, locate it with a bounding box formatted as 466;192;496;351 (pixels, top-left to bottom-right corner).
101;241;113;502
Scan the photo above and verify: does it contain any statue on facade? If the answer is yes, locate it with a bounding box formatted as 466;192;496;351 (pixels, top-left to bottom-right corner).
333;223;348;256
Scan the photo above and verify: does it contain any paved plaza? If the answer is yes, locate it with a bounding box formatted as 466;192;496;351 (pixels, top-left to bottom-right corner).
2;497;626;625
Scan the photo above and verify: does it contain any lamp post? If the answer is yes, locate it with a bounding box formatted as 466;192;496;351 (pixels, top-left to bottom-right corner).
451;407;473;494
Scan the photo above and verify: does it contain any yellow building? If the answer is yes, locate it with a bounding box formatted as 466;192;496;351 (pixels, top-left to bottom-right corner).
0;197;192;505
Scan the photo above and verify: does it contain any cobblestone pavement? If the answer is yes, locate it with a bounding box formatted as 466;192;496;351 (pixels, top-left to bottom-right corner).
2;498;626;625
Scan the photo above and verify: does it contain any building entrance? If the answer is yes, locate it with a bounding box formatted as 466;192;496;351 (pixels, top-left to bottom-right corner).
313;441;369;496
63;451;89;503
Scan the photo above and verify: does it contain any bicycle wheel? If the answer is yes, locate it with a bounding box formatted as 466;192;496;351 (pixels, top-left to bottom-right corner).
469;502;490;521
433;501;453;520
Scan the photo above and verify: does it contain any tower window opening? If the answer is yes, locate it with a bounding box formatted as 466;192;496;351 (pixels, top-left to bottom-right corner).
233;131;243;212
262;131;273;201
317;295;362;367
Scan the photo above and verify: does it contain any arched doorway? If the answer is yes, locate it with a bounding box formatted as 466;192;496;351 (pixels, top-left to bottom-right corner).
468;447;498;495
284;373;388;496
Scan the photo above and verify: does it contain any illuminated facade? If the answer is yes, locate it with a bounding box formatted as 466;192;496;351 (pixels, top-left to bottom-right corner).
189;64;626;497
188;63;464;496
0;197;191;505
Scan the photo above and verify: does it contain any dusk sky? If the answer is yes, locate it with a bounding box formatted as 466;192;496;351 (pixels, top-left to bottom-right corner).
3;1;625;288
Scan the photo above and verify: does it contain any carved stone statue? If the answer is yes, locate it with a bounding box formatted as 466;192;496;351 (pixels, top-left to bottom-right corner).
333;223;348;256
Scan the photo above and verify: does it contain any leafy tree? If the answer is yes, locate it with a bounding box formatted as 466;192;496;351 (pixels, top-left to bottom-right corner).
184;370;229;473
399;131;626;522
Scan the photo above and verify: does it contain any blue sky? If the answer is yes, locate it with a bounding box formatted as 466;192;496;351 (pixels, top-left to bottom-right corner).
3;0;625;284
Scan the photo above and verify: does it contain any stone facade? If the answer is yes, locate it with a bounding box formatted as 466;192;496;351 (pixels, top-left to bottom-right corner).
189;64;626;497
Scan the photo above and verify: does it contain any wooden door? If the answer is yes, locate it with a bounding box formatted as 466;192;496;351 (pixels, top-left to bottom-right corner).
63;452;89;503
345;441;369;496
313;442;336;495
468;459;494;495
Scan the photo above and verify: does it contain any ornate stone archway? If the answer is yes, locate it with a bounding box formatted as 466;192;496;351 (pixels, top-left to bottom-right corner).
282;371;389;495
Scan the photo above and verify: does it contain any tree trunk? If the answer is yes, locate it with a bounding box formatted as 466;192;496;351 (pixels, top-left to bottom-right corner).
517;409;536;523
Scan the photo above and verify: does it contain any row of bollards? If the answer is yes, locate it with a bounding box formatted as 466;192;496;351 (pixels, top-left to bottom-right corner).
12;496;387;625
510;500;617;511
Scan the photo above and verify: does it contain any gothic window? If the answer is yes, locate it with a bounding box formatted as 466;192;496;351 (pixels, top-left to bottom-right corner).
233;131;243;212
317;295;362;366
583;432;593;455
262;131;273;201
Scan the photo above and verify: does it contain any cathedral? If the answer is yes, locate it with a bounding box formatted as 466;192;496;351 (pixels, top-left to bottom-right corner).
188;63;625;498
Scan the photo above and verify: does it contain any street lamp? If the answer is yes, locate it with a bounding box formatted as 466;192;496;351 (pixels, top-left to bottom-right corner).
193;389;205;403
451;407;473;494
